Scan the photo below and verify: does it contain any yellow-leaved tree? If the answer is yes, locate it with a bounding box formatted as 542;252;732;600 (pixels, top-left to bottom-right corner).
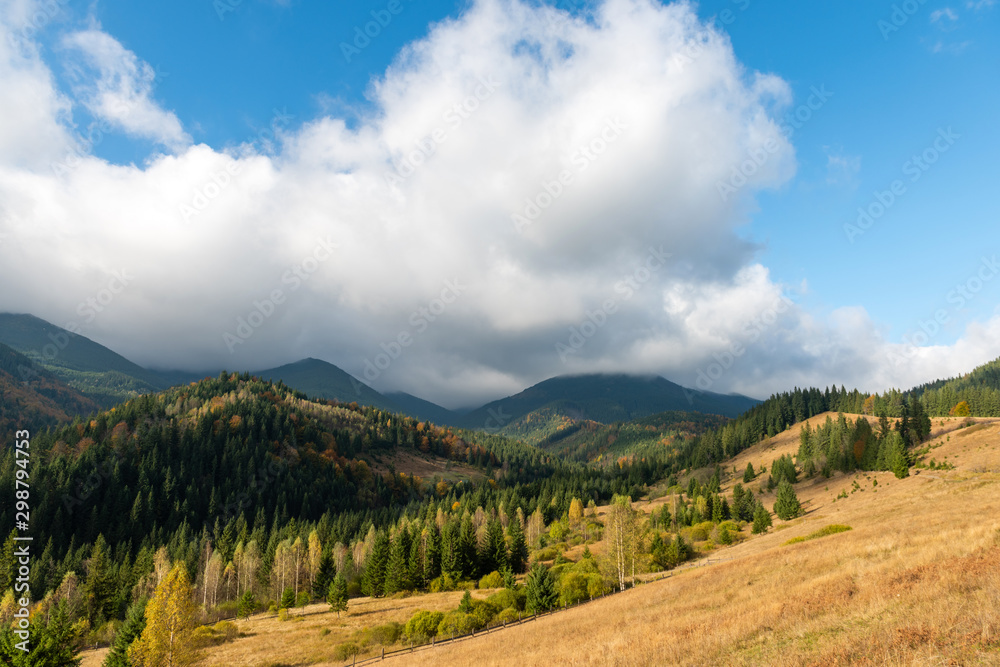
128;563;198;666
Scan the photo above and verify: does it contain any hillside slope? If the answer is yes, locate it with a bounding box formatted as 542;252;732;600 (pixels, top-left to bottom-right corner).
387;416;1000;666
0;342;99;442
0;313;167;407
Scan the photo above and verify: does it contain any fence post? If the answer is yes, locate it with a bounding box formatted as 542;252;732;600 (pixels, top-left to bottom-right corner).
381;647;384;660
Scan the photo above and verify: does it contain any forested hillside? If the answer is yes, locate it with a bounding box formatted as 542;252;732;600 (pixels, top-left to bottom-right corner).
0;343;98;445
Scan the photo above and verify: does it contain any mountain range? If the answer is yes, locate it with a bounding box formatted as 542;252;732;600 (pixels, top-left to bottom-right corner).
0;312;759;439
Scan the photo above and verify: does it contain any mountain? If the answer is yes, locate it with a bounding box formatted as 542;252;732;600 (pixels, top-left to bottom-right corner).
456;373;758;432
0;313;169;407
384;390;459;425
0;342;99;443
254;357;400;411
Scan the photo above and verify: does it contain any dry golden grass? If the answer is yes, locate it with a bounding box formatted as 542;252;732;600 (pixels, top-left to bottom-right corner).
79;415;1000;666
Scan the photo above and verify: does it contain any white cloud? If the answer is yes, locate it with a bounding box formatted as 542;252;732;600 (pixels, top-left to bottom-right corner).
61;27;190;151
0;0;996;408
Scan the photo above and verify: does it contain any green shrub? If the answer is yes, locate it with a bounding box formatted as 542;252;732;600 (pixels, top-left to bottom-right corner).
277;608;289;622
280;588;295;609
478;571;504;589
429;574;456;592
333;642;360;661
405;610;445;641
469;599;500;629
486;588;524;612
295;591;311;607
437;611;476;638
364;622;403;647
535;546;559;561
494;607;520;624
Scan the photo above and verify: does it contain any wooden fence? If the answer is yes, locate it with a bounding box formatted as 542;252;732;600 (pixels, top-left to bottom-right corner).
340;556;735;665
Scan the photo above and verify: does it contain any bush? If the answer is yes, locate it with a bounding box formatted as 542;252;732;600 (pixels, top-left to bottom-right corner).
558;571;591;606
468;599;500;629
478;571;504;589
429;574;456;592
277;608;289;622
363;622;403;647
267;602;278;614
437;611;476;638
295;591;311;607
494;607;520;624
213;621;239;642
405;610;445;641
535;546;559;561
784;524;852;545
333;642;360;661
486;588;524;612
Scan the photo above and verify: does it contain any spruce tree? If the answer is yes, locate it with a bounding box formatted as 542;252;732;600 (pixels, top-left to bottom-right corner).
743;462;755;483
480;517;508;575
773;481;802;520
506;515;528;574
458;516;478;580
384;530;412;594
311;551;335;600
423;526;442;585
327;574;348;617
104;598;148;667
237;590;256;619
362;530;390;597
752;504;772;534
524;563;557;614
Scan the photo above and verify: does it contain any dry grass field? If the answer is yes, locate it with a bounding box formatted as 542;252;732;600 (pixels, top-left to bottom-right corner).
79;414;1000;666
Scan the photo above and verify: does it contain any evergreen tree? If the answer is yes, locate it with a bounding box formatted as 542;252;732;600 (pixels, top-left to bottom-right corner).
752;504;772;534
458;516;478;580
458;590;473;614
362;530;390;597
480;517;508;576
311;551;335;600
525;563;557;614
423;526;442;585
0;600;82;667
384;530;412;594
773;481;802;521
102;597;147;667
84;534;115;625
743;462;755;483
237;590;256;619
327;574;348;617
506;515;528;574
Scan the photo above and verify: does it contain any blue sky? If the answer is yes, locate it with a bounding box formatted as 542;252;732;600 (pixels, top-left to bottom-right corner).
1;0;998;406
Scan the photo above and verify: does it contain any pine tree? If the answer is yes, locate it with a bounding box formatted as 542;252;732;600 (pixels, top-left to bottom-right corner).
102;597;147;667
506;515;528;574
773;481;802;521
384;530;412;594
458;516;478;580
752;504;772;534
128;564;197;667
423;526;442;585
743;462;755;483
362;530;390;597
524;563;557;614
480;517;508;575
0;600;82;667
237;590;256;619
327;574;348;617
311;551;335;600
